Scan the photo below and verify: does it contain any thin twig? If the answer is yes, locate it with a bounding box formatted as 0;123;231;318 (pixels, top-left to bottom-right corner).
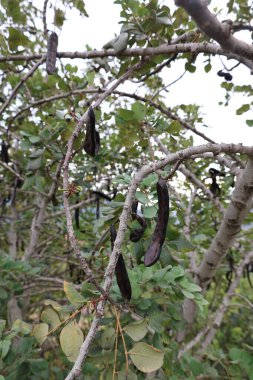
43;0;49;35
0;57;45;117
115;309;129;377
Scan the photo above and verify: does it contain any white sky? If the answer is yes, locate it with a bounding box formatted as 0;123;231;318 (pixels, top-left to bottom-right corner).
43;0;253;146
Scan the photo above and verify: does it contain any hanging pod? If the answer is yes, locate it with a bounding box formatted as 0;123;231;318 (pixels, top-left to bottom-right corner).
130;202;147;242
144;178;169;267
110;224;132;300
46;32;58;74
83;106;100;157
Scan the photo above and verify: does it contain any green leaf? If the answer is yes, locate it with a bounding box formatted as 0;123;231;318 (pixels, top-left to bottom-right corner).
156;16;171;25
143;205;157;218
184;283;202;293
29;135;42;144
35;175;46;192
44;299;70;320
100;327;115;349
41;306;61;329
0;340;11;359
124;320;148;342
64;281;86;307
29;149;44;158
170;120;181;134
135;191;149;204
26;156;43;171
132;101;145;121
129;342;164;373
60;320;83;362
204;63;212;73
117;369;138;380
0;320;6;336
236;104;250;115
246;120;253;127
189;358;203;376
182;290;195;299
8;27;30;50
12;319;32;335
54;8;65;27
33;323;49;345
113;32;128;53
0;288;7;299
22;175;35;190
170;266;185;280
142;173;158;187
185;62;196;73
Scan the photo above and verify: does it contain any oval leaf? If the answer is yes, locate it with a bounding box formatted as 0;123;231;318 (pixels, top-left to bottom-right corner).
135;191;149;205
60;320;83;362
64;281;86;307
33;323;49;345
129;342;164;373
113;32;128;53
124;320;148;342
41;306;61;329
143;206;157;219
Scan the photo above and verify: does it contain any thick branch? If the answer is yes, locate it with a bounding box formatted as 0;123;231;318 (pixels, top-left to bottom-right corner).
197;158;253;289
0;43;253;70
175;0;253;61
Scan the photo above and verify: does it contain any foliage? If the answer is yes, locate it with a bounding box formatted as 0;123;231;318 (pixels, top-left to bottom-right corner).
1;0;253;379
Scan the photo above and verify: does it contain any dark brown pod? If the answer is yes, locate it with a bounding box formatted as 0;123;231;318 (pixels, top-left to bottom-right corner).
210;179;220;198
46;32;58;75
92;190;112;202
110;224;132;300
131;199;138;214
1;141;10;163
130;213;147;242
75;207;80;229
130;201;147;242
83;106;100;157
144;178;169;267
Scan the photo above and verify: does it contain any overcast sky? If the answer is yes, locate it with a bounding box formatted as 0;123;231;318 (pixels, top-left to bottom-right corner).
42;0;253;146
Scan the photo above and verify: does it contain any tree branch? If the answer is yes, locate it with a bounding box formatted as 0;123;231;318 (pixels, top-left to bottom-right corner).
1;42;253;70
175;0;253;62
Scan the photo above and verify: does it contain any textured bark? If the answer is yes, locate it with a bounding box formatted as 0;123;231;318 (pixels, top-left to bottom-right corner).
182;159;253;324
175;0;253;61
197;158;253;289
7;206;18;258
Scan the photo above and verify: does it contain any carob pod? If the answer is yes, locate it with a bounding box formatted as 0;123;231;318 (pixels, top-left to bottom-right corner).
92;190;112;202
46;32;58;74
130;208;147;242
83;105;100;157
110;224;132;300
209;168;224;198
0;141;10;163
217;70;232;82
210;178;220;198
144;178;169;267
75;207;80;229
96;196;100;219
